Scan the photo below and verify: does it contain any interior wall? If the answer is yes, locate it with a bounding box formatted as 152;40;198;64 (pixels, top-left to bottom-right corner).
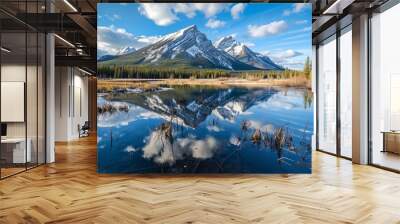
88;77;97;133
1;64;26;138
54;67;89;141
312;45;317;150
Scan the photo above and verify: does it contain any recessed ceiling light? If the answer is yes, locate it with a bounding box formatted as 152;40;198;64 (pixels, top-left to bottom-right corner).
63;0;78;12
54;34;75;48
1;47;11;53
78;67;93;76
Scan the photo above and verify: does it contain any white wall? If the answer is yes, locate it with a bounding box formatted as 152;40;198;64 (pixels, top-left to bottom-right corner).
54;67;89;141
1;65;26;138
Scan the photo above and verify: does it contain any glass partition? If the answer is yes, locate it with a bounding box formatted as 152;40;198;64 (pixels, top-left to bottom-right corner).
0;31;28;177
339;26;352;158
317;35;337;154
0;1;46;179
370;3;400;171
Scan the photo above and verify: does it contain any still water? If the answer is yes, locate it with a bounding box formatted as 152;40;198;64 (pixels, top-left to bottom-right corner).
97;85;313;173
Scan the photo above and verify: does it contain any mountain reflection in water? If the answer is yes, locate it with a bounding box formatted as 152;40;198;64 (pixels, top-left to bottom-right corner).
97;85;313;173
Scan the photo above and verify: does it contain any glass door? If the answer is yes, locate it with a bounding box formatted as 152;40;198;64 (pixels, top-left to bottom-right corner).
370;3;400;171
317;35;337;154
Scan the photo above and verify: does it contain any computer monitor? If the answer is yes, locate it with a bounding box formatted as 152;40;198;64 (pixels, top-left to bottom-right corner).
1;123;7;137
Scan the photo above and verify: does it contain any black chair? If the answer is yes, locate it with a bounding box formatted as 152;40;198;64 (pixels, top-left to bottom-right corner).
79;121;90;138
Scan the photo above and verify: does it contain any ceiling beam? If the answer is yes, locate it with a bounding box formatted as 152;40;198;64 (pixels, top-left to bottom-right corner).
55;55;96;71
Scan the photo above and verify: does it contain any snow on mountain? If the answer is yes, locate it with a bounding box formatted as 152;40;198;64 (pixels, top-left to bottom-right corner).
98;54;117;62
214;36;283;70
116;46;136;55
98;46;136;62
106;25;258;70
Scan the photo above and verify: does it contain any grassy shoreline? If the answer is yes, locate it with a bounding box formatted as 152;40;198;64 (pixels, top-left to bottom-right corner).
97;77;311;92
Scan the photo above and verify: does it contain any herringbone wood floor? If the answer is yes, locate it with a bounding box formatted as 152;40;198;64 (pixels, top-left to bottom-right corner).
1;135;400;224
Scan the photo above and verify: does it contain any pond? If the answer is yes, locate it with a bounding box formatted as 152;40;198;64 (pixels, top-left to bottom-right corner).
97;85;313;174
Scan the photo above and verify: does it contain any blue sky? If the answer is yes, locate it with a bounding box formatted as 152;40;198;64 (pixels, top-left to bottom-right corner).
97;3;311;70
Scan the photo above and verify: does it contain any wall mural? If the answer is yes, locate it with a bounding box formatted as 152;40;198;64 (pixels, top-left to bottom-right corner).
97;3;313;173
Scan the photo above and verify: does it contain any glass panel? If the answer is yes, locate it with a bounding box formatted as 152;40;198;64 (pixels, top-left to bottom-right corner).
340;27;352;158
0;0;46;178
317;35;337;154
371;4;400;171
1;31;27;177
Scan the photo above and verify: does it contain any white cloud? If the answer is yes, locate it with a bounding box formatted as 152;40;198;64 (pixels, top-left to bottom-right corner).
138;3;230;26
295;20;308;25
138;4;178;26
283;10;291;16
97;25;161;56
174;3;197;18
104;14;121;21
264;49;305;70
283;3;309;16
243;42;255;47
142;130;219;165
231;3;246;20
125;145;138;153
206;18;226;29
294;3;307;13
193;3;230;18
113;14;121;20
248;20;288;38
277;49;303;59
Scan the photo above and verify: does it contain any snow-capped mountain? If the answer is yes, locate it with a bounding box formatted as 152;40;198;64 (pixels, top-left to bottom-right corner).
116;46;136;55
98;46;136;62
214;36;283;70
109;87;277;128
98;54;117;62
101;25;258;70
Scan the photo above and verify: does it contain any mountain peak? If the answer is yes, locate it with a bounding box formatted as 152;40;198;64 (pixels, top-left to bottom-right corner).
101;26;265;71
179;25;199;35
214;35;240;50
116;46;136;55
183;24;197;31
160;24;200;42
214;35;282;70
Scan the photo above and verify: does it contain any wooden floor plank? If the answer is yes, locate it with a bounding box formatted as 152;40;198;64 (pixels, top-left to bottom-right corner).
0;135;400;223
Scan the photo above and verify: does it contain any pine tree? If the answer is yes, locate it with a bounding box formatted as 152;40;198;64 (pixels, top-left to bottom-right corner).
304;56;311;80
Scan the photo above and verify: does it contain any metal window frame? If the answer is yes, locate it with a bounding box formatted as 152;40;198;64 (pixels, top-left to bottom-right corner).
0;0;47;180
315;20;353;161
367;0;400;173
315;0;400;172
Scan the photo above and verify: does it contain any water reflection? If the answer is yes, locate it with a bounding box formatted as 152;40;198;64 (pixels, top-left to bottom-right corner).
97;85;313;173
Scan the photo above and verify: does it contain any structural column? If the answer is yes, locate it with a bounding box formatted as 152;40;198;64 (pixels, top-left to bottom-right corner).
352;14;369;164
46;32;55;163
312;45;317;151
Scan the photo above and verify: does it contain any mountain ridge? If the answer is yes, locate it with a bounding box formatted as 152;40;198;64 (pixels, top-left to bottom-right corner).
99;25;282;71
214;36;283;70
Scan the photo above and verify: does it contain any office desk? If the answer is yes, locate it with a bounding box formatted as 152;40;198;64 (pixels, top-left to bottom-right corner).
382;131;400;154
1;138;31;163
